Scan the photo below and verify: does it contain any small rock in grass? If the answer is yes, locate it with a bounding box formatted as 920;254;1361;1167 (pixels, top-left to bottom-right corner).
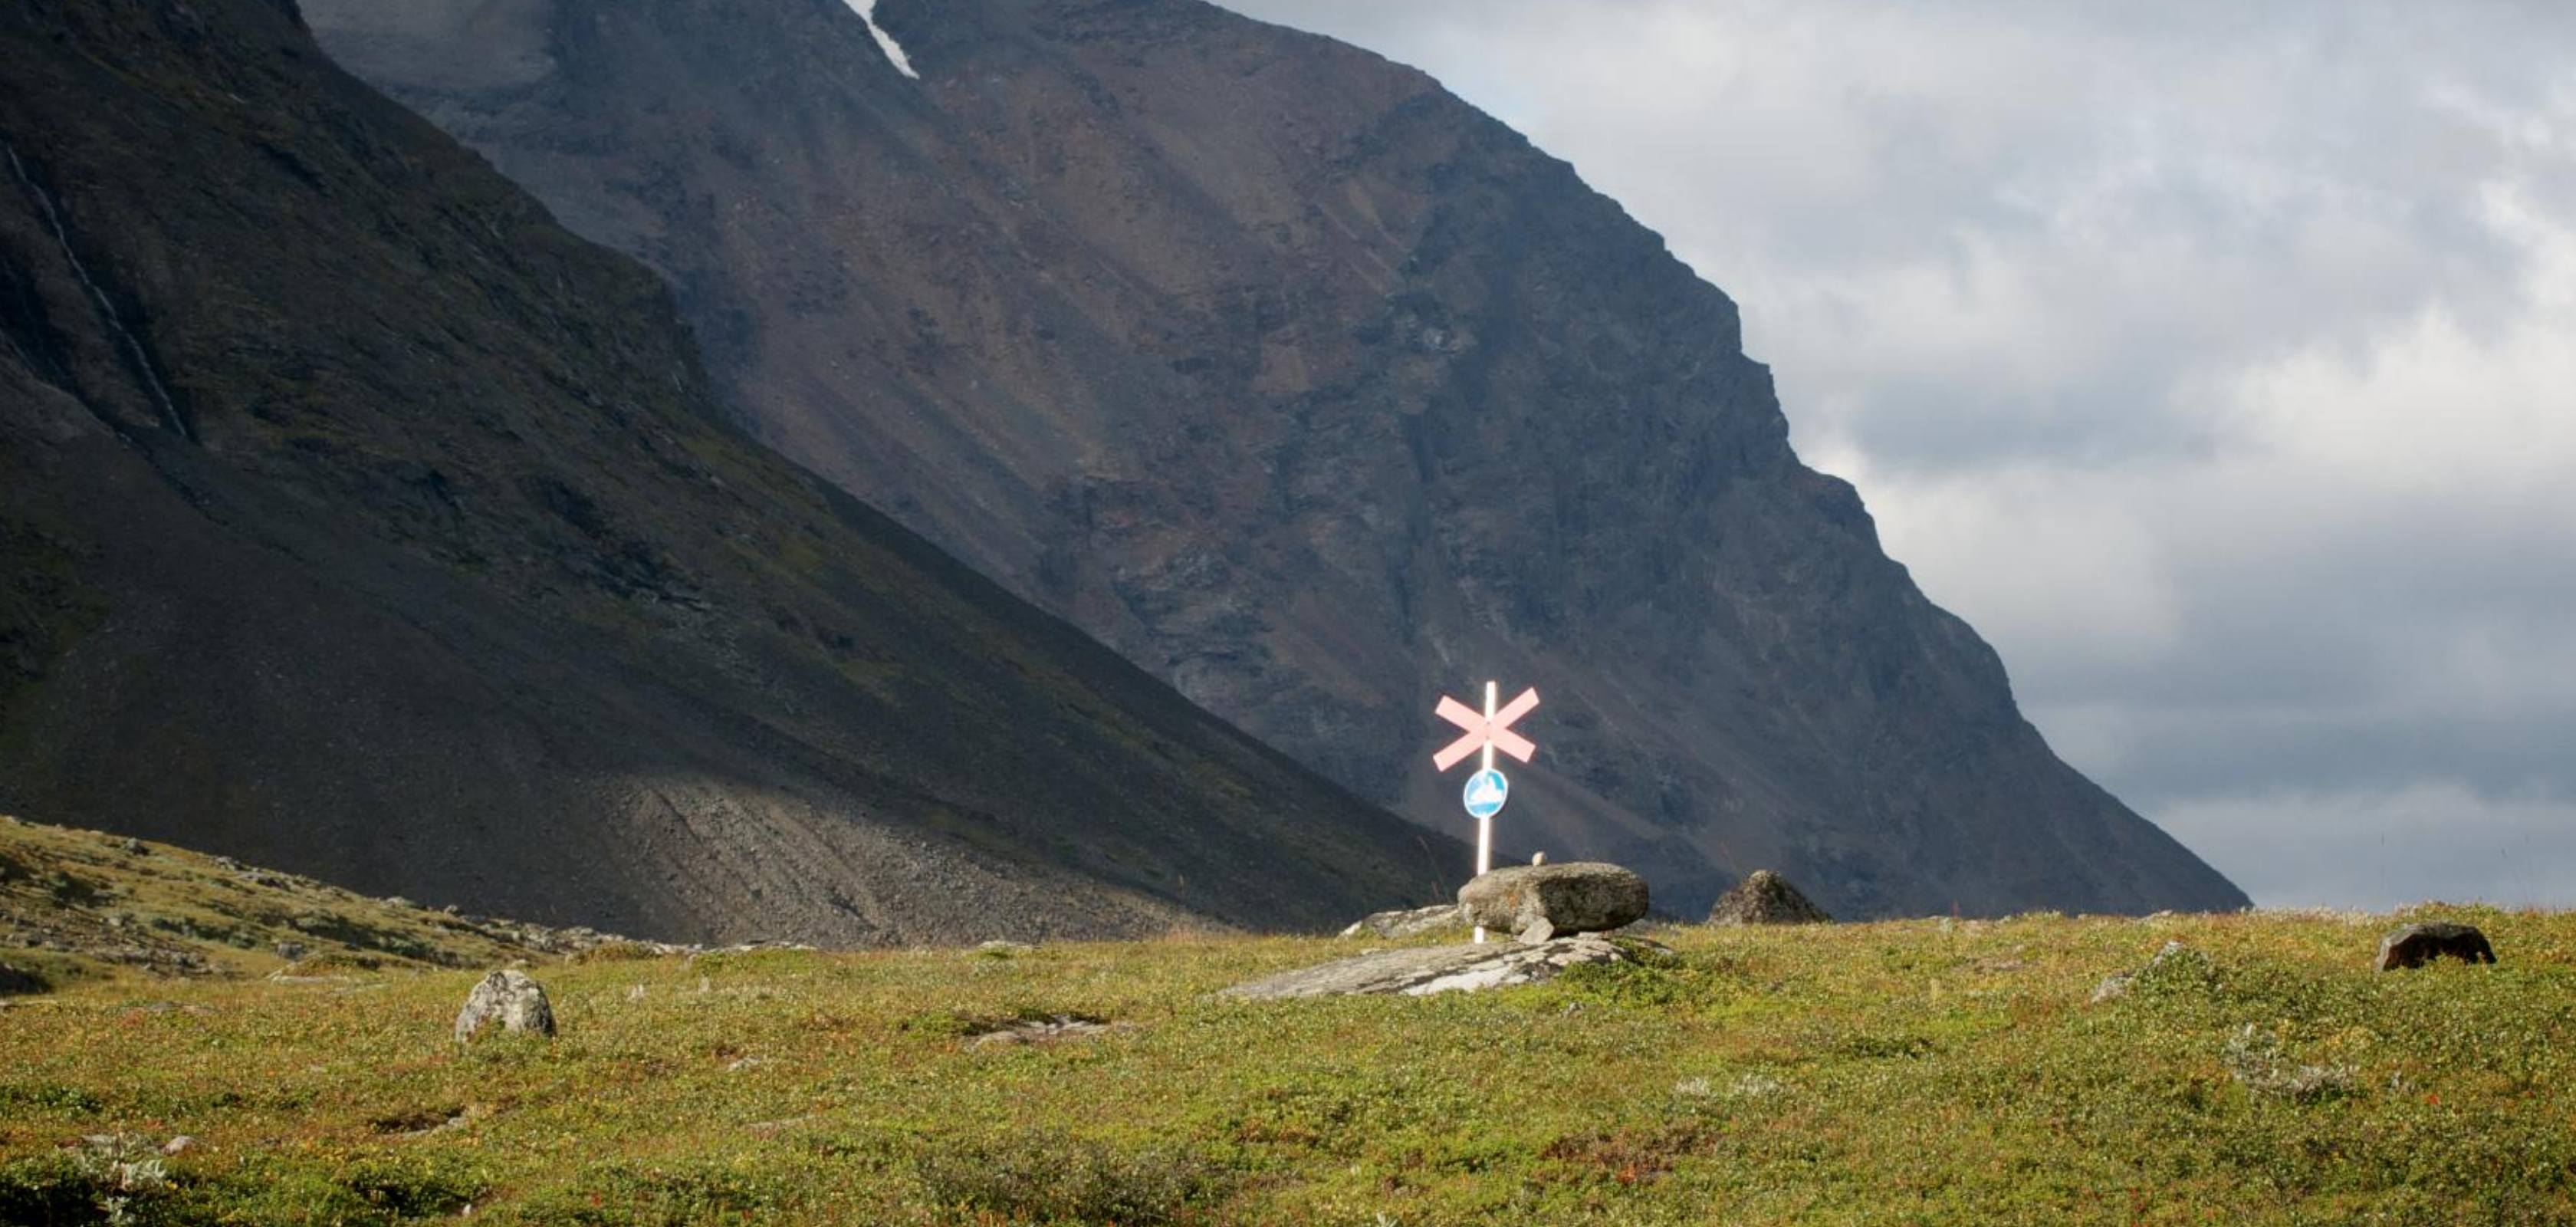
2376;922;2495;971
455;969;554;1043
1707;870;1832;926
2225;1023;2354;1103
0;962;48;996
2091;940;2212;1002
967;1015;1117;1048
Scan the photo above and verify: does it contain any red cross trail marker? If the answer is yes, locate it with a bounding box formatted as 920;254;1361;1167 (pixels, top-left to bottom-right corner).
1431;686;1539;772
1431;681;1539;943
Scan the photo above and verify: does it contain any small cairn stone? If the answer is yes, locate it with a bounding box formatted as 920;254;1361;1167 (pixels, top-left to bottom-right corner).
2376;922;2496;971
455;969;555;1043
1706;870;1832;926
1459;862;1649;943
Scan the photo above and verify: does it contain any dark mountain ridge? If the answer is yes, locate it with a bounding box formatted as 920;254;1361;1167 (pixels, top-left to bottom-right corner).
0;0;1460;945
303;0;2248;917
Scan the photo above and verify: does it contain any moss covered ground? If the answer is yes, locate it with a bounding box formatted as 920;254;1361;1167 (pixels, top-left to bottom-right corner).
4;818;2571;1225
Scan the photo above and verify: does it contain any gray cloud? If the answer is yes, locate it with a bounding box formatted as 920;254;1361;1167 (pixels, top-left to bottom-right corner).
1218;0;2576;909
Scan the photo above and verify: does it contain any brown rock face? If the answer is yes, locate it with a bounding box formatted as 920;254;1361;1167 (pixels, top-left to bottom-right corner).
303;0;2249;918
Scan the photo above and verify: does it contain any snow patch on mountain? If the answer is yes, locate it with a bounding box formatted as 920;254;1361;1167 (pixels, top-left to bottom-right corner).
840;0;920;80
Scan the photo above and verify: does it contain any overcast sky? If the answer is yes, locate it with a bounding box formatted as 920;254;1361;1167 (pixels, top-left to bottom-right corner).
1217;0;2576;910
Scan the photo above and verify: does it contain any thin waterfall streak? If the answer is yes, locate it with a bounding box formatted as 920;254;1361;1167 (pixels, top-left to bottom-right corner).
5;140;194;441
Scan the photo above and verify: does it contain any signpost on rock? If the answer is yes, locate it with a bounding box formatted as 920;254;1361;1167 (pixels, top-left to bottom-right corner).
1432;680;1539;943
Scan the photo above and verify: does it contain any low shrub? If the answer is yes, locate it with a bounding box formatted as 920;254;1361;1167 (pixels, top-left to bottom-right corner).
913;1131;1234;1225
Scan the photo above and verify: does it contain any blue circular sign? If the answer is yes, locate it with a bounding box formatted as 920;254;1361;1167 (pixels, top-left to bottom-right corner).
1462;768;1510;819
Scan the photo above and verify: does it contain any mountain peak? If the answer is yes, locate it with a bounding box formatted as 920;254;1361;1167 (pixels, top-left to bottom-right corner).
301;0;2244;918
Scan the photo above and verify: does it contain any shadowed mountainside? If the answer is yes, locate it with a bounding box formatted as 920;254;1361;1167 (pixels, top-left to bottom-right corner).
301;0;2248;917
0;0;1462;946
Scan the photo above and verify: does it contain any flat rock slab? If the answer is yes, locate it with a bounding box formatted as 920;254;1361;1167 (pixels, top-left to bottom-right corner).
1339;904;1467;939
1221;935;1654;999
968;1015;1122;1048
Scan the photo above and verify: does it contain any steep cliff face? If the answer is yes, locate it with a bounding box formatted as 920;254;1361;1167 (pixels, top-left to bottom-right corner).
0;0;1460;945
304;0;2247;916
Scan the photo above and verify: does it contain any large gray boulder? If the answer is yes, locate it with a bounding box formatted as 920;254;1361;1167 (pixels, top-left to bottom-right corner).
1707;870;1833;926
455;969;554;1043
1457;863;1649;942
2377;922;2496;971
1222;935;1656;998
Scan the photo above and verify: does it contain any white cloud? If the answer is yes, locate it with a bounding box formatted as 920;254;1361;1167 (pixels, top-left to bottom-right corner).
1219;0;2576;907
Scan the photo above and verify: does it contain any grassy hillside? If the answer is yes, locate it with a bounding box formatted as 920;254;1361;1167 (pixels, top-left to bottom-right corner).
0;817;671;995
5;821;2568;1225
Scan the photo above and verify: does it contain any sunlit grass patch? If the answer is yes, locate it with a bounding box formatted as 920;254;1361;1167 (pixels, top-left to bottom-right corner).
1;908;2570;1223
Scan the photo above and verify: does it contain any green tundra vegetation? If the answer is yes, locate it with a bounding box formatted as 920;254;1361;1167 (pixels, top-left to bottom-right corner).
2;818;2570;1225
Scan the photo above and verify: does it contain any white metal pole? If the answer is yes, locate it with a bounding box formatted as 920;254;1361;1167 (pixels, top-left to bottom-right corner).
1473;679;1497;944
1481;680;1497;775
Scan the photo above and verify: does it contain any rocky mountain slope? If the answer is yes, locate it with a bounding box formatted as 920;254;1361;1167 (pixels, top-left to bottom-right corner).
301;0;2248;917
0;0;1461;946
